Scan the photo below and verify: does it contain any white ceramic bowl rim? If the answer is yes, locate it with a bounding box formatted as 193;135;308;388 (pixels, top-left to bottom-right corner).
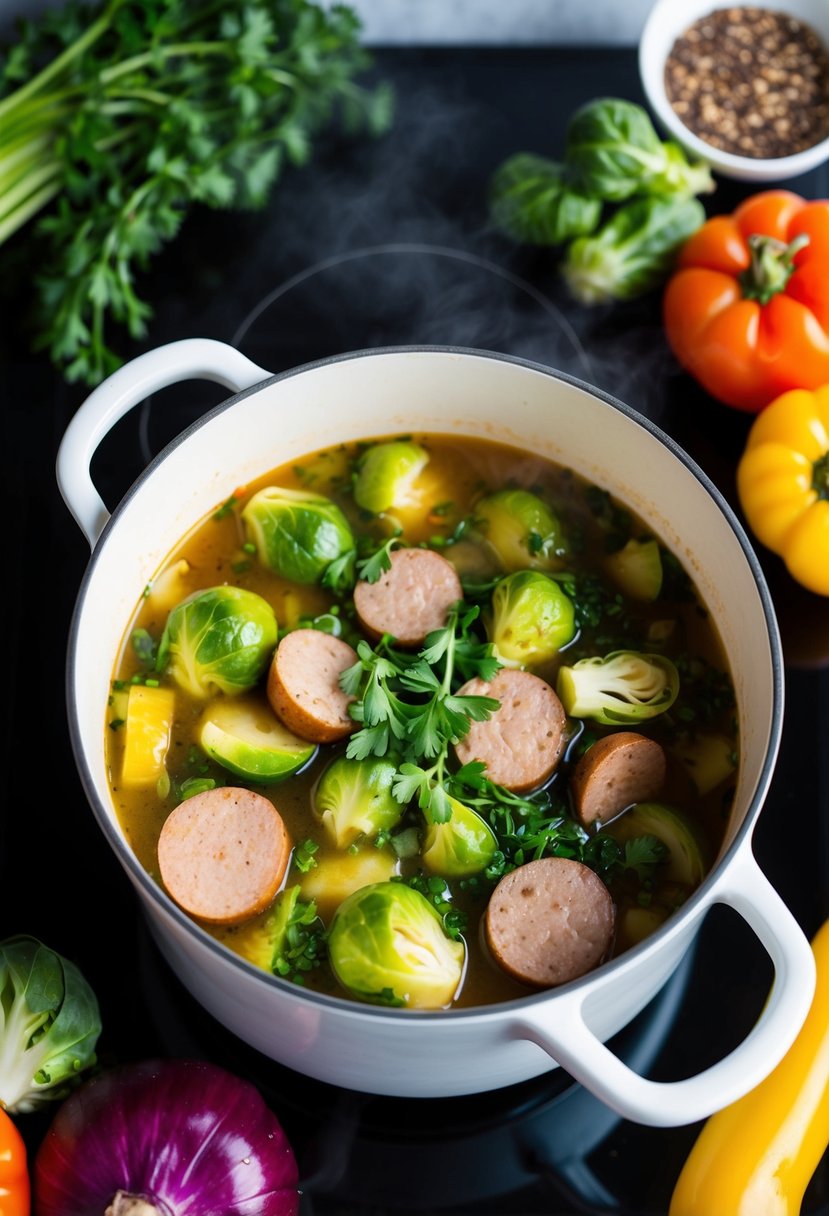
65;343;785;1022
639;0;829;179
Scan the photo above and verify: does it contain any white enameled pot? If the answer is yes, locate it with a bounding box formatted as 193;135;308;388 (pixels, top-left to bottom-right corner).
58;340;816;1128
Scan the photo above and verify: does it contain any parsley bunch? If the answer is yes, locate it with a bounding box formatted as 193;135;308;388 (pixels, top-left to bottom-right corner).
339;603;502;823
0;0;392;383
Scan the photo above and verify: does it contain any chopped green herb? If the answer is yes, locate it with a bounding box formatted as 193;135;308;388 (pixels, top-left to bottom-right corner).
294;838;320;873
131;628;157;666
213;495;238;521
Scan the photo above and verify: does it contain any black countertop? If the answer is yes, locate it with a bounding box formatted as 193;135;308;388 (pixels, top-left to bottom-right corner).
1;44;828;1216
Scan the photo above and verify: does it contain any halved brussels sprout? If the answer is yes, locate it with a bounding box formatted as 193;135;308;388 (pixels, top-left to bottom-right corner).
422;797;498;877
199;696;317;782
475;488;567;572
604;538;663;602
157;586;277;698
488;570;576;667
314;755;402;849
231;884;302;972
328;882;465;1008
608;801;707;887
557;650;679;725
242;486;354;584
353;441;430;514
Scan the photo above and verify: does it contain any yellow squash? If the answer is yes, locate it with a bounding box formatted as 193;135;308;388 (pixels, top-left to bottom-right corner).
669;918;829;1216
736;386;829;596
121;684;176;785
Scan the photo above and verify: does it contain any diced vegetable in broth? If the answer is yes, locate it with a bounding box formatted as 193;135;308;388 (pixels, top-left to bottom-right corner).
106;433;738;1009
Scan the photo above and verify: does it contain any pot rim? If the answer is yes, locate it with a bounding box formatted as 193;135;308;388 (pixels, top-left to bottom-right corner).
65;343;784;1021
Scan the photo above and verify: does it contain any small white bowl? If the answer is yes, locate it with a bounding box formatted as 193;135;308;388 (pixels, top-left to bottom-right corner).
639;0;829;181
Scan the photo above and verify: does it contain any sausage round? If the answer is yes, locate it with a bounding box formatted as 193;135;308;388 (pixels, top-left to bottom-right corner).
353;547;462;647
453;669;566;792
158;786;291;925
485;857;615;987
268;629;357;744
570;731;666;828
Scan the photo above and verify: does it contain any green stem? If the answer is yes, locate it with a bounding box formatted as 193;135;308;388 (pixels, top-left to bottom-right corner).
0;6;116;123
98;40;231;84
0;158;62;224
0;131;55;186
0;177;61;244
739;233;810;305
813;452;829;501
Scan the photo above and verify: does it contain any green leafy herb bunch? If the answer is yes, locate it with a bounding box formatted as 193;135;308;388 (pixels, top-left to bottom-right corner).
0;0;393;384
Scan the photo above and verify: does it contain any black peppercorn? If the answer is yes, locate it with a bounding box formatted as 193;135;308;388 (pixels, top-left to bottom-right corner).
664;6;829;159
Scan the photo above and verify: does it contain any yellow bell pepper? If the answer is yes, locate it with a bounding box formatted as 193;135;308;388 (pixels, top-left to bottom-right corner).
121;684;176;785
736;385;829;596
669;918;829;1216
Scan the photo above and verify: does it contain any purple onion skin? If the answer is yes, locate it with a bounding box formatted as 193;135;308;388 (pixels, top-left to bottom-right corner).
34;1059;300;1216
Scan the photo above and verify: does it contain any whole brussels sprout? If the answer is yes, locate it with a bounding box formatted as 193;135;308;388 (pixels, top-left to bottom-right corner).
476;488;567;572
422;797;497;877
328;882;465;1008
242;486;354;584
314;754;403;849
353;440;430;514
157;586;277;698
489;570;576;667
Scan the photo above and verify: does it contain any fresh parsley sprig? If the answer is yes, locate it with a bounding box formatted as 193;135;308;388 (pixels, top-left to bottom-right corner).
0;0;392;384
339;603;501;822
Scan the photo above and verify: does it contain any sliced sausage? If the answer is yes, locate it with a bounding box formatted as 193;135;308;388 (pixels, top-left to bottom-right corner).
485;857;615;987
267;629;357;743
454;669;566;792
353;547;462;647
158;787;290;925
570;731;666;828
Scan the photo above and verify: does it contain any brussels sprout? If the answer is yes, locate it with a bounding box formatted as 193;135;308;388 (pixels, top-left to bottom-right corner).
489;153;602;245
314;754;403;849
422;797;498;877
232;885;326;979
564;98;715;202
157;586;277;698
557;650;679;725
476;488;567;573
604;538;663;602
353;441;430;514
489;570;576;667
562;195;705;306
242;486;355;584
328;882;465;1008
199;695;317;782
608;802;707;887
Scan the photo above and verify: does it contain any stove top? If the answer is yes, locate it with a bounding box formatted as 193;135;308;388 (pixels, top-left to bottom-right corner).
1;43;827;1216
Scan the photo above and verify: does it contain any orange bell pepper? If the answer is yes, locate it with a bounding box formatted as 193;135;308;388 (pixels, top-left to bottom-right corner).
0;1110;29;1216
736;385;829;596
663;191;829;412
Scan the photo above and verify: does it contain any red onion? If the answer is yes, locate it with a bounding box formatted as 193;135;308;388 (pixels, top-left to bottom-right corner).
34;1059;299;1216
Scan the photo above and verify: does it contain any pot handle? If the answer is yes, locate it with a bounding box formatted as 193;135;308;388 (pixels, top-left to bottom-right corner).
56;338;271;548
508;847;816;1127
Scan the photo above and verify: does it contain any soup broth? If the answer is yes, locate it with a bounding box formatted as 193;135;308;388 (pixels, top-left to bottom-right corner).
106;434;737;1009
